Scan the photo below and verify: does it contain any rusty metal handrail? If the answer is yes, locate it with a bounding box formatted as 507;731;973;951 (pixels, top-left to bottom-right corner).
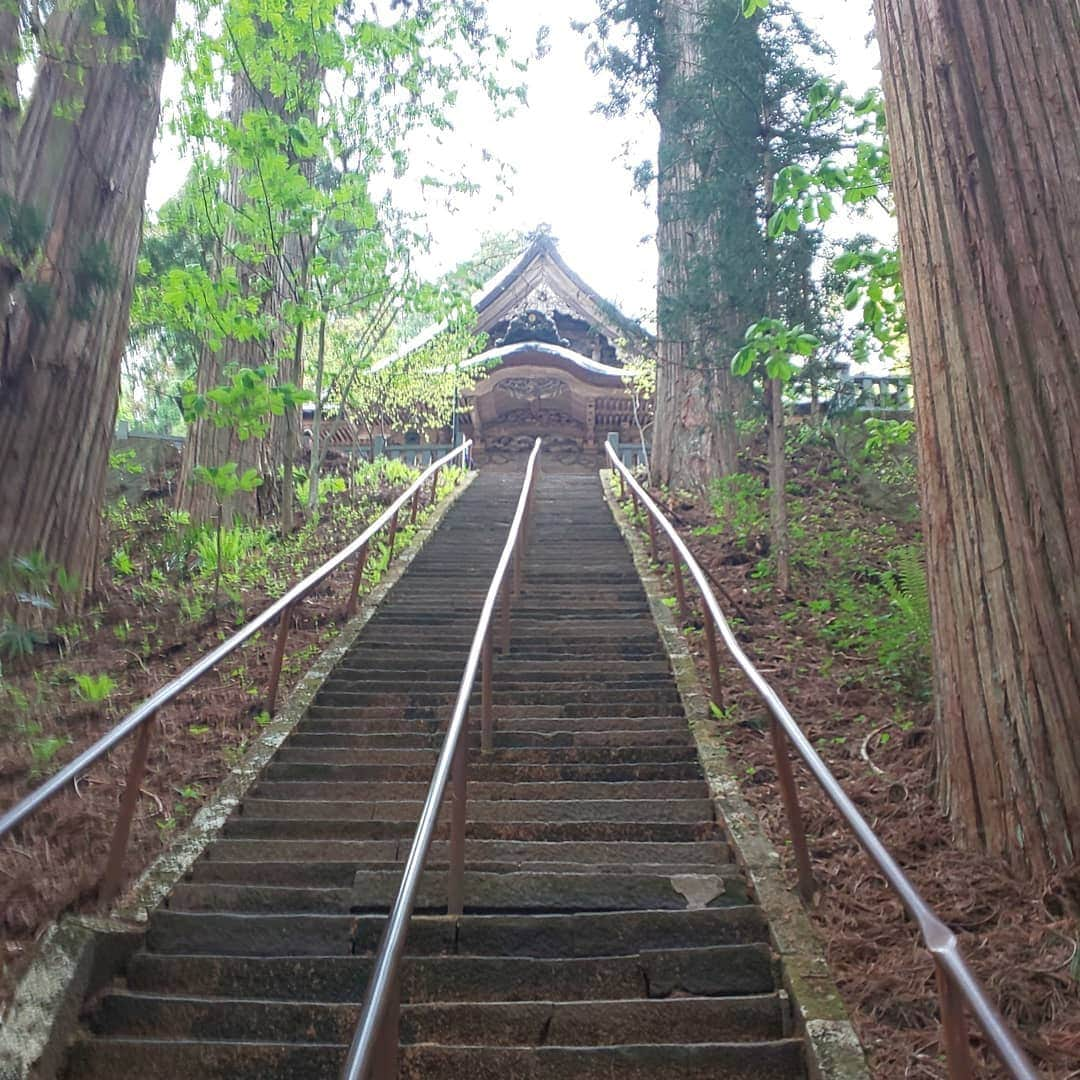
340;437;542;1080
603;441;1036;1080
0;441;472;905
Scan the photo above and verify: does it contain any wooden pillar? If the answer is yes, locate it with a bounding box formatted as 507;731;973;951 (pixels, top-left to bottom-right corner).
585;398;597;448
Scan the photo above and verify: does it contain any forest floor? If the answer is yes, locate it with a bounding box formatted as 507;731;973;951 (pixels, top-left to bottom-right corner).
0;460;462;1007
622;424;1079;1079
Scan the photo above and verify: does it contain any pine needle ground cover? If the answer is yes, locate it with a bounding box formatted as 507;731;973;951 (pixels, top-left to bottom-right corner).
0;460;463;1004
619;424;1079;1078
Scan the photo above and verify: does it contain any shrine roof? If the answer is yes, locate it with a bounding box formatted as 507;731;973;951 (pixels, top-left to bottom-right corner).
372;233;653;374
463;341;629;381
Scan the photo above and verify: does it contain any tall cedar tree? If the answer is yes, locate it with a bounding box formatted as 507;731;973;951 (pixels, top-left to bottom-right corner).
872;1;1080;876
586;1;833;489
0;0;176;593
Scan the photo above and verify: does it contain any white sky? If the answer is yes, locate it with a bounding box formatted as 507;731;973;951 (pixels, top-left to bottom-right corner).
147;0;880;323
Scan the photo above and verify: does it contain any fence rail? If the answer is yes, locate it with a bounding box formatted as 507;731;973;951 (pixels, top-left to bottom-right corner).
0;442;473;906
340;438;543;1080
603;440;1036;1080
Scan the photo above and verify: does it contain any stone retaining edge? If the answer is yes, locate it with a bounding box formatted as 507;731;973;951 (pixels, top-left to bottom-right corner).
0;469;477;1080
601;469;871;1080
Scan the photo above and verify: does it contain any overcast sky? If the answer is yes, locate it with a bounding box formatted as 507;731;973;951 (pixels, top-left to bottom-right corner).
148;1;880;323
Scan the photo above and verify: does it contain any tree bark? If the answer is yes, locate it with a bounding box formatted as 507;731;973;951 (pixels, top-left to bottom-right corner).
873;0;1080;875
0;0;176;592
767;378;789;593
0;2;22;316
651;0;761;491
175;73;275;526
176;43;323;528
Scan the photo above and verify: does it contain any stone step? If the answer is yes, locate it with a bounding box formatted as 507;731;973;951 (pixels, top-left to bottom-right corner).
168;867;747;914
67;1037;805;1080
251;777;709;801
305;702;687;719
198;838;732;868
90;993;786;1045
224;817;719;844
284;716;692;736
146;906;768;958
268;757;704;782
273;741;700;765
126;943;776;1002
236;796;716;824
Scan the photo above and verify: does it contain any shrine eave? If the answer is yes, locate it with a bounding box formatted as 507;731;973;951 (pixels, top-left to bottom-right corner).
464;342;628;385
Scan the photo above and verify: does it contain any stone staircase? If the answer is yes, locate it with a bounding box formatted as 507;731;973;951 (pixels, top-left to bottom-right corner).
66;472;806;1078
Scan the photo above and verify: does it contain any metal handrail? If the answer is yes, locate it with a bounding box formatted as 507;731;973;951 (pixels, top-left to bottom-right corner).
0;441;473;905
603;441;1036;1080
340;437;542;1080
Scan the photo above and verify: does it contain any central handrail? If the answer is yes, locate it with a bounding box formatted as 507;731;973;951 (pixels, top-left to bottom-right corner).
340;437;543;1080
0;441;472;905
603;440;1036;1080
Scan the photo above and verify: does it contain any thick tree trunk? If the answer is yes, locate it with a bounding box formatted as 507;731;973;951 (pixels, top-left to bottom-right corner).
0;0;176;591
651;0;761;490
873;0;1080;875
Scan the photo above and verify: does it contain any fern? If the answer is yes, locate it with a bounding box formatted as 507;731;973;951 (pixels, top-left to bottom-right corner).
884;544;931;648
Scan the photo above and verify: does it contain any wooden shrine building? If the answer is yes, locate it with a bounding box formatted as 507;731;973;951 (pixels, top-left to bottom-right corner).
382;233;654;467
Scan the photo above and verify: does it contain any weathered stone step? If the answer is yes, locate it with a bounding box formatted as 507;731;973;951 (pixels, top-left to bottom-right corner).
286;730;693;752
329;663;673;681
295;712;686;730
285;713;690;736
67;1037;805;1080
90;993;785;1046
168;867;746;914
236;796;715;824
126;943;775;1002
251;777;709;801
200;838;731;868
147;905;767;958
191;856;727;885
305;702;686;719
319;675;675;694
270;756;703;782
225;817;718;844
313;688;682;707
279;738;698;764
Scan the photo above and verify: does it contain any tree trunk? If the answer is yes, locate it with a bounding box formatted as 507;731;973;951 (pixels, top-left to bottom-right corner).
175;72;275;526
307;311;327;514
0;0;176;592
873;0;1080;875
0;4;22;316
651;0;761;491
767;378;789;593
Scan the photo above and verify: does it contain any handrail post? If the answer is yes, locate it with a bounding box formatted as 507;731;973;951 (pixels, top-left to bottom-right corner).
769;717;815;902
670;541;689;624
499;573;511;653
935;961;976;1079
430;466;441;506
448;717;468;916
385;509;399;565
100;713;156;906
267;601;296;714
371;972;401;1080
646;513;659;562
481;630;494;754
345;542;370;620
409;486;421;525
703;610;723;709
